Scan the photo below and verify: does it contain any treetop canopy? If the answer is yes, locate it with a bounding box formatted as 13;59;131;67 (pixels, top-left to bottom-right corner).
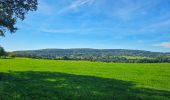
0;0;38;36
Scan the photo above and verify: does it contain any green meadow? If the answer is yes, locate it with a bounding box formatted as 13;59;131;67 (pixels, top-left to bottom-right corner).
0;58;170;100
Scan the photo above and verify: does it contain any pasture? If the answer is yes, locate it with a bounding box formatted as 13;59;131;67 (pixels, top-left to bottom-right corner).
0;58;170;100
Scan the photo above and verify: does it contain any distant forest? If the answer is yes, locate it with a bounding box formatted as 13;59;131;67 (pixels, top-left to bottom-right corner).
9;49;170;63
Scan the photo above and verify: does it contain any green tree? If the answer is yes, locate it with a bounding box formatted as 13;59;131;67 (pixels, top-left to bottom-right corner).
0;0;38;36
8;52;16;58
0;46;6;57
61;56;69;60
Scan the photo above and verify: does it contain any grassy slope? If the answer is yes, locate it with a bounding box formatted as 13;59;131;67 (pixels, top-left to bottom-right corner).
0;58;170;100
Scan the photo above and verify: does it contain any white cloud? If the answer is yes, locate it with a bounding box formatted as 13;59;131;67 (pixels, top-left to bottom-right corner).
110;0;161;21
40;28;97;34
68;0;94;9
137;40;144;43
150;19;170;28
40;27;116;35
37;1;55;15
41;28;79;33
160;42;170;48
57;0;94;14
154;42;170;48
137;17;170;33
112;4;142;20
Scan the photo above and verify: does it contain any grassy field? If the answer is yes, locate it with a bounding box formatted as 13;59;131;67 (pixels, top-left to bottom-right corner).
0;58;170;100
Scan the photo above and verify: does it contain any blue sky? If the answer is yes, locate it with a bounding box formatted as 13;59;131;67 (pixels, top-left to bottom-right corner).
0;0;170;52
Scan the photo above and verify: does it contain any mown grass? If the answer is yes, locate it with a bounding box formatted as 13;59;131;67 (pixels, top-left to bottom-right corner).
0;58;170;100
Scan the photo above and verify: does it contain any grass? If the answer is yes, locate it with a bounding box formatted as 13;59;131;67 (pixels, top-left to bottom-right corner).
0;58;170;100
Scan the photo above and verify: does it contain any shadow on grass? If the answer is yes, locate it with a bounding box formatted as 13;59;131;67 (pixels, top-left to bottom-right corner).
0;57;13;59
0;71;169;100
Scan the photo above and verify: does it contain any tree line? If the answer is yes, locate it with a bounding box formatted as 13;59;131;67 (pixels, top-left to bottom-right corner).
6;48;170;63
1;47;170;63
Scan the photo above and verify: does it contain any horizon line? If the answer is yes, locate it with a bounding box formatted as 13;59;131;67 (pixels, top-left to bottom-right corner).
9;48;170;53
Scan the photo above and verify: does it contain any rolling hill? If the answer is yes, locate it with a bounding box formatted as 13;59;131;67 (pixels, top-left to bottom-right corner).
11;48;170;63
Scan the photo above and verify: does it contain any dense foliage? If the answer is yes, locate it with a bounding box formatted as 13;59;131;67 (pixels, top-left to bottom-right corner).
0;46;6;57
0;0;38;36
11;49;170;63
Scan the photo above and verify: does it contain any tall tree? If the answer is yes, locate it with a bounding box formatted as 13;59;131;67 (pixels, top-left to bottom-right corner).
0;0;38;36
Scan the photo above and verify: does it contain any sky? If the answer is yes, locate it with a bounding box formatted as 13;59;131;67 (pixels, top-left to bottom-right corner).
0;0;170;52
